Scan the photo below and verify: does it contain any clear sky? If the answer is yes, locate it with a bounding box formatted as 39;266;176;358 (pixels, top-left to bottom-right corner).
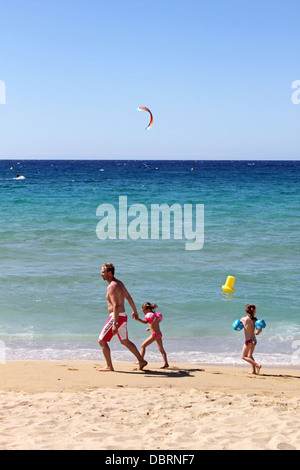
0;0;299;160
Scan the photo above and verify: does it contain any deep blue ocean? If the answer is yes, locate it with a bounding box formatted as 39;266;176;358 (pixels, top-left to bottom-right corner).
0;159;299;366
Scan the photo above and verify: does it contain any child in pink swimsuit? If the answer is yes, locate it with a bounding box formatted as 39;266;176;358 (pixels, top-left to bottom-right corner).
135;302;169;368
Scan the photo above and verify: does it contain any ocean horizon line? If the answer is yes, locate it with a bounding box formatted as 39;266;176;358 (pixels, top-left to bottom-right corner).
1;158;299;162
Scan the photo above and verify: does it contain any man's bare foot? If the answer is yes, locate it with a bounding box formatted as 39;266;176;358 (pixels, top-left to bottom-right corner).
96;366;114;372
256;364;261;374
139;359;148;370
160;363;169;369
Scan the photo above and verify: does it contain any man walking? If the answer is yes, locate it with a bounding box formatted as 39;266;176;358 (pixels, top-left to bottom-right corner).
98;263;147;371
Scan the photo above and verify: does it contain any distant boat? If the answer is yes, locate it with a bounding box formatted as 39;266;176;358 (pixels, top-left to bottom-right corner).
15;173;25;180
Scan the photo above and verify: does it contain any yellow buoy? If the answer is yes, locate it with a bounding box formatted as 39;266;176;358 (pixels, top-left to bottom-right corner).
222;276;235;293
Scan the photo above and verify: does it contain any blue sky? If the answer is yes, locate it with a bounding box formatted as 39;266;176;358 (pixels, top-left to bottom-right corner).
0;0;299;160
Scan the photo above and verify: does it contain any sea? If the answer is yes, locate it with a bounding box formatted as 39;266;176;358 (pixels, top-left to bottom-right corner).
0;159;299;367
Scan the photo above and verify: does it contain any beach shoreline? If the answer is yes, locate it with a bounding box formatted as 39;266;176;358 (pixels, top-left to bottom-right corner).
0;360;299;450
1;360;300;393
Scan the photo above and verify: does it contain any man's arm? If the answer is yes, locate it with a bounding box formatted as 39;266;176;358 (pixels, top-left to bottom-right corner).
108;284;120;334
123;286;139;319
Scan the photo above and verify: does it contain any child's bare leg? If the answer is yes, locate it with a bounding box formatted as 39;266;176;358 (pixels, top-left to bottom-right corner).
140;335;156;359
250;349;261;374
242;344;261;374
156;339;169;368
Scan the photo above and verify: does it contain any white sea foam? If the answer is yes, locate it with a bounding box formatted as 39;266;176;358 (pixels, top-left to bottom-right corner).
3;335;300;367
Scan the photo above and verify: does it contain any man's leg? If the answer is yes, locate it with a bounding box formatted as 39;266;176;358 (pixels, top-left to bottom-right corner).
121;338;148;370
98;316;115;371
98;339;114;371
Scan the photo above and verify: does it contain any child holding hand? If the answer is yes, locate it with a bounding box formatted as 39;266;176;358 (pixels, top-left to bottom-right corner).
135;302;169;369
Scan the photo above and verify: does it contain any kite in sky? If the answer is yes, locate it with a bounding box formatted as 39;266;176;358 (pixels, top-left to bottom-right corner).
137;106;153;131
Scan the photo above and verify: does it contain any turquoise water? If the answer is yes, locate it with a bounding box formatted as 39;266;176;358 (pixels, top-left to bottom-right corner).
0;160;299;366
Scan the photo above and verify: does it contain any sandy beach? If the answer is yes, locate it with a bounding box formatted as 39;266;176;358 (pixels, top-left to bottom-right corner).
0;360;299;450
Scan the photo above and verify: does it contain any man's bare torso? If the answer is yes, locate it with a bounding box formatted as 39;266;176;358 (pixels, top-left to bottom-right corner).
106;278;127;314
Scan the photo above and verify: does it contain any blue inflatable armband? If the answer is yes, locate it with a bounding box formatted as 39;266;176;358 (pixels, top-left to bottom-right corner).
255;319;266;330
232;319;244;331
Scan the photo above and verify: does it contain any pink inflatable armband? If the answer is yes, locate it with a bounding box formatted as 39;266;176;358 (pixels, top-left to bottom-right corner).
156;312;163;322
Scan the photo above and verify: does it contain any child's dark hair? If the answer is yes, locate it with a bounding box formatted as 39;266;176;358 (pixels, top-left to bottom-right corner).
142;302;158;312
245;304;257;323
